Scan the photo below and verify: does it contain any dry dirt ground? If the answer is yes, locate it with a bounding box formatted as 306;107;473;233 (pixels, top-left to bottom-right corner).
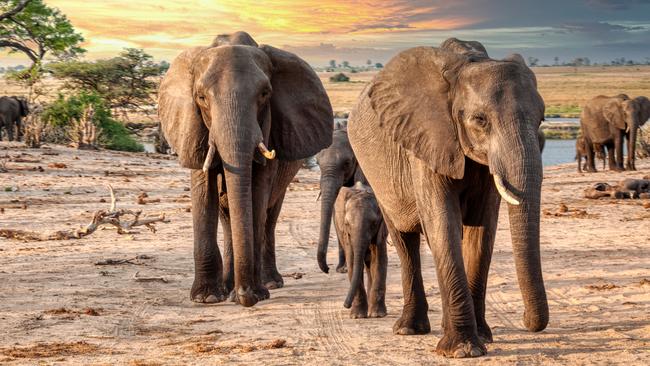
0;142;649;365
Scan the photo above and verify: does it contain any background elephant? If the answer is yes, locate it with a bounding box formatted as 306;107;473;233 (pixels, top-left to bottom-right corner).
348;38;548;358
316;128;366;273
580;94;641;171
0;95;29;141
334;182;388;319
635;96;650;126
575;136;606;172
158;31;333;306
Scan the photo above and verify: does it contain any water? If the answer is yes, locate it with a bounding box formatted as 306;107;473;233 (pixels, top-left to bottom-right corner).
542;139;576;167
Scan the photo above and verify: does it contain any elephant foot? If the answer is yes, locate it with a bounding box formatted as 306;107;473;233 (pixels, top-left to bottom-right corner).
392;310;430;335
350;302;368;319
229;286;267;307
368;302;387;318
476;321;493;343
190;278;228;304
436;332;486;358
262;268;284;289
335;263;348;273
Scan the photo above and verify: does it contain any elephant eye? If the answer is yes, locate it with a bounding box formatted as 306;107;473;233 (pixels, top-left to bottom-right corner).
472;114;488;128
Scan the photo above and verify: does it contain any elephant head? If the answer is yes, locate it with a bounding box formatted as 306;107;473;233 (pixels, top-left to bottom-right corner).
158;32;333;305
635;96;650;127
369;39;548;331
316;129;361;273
17;97;29;117
604;95;640;165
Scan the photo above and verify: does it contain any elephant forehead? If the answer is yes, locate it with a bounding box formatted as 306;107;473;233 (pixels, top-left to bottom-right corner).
196;46;272;79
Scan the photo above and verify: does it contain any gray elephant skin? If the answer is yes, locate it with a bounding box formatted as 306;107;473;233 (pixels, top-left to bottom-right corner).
333;182;388;319
0;96;29;141
158;31;333;306
316;128;367;274
580;94;643;171
348;38;548;358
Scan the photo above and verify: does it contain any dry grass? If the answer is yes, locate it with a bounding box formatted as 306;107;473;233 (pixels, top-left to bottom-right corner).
0;341;102;359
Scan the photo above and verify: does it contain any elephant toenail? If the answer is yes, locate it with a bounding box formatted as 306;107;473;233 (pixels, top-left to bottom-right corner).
205;295;219;303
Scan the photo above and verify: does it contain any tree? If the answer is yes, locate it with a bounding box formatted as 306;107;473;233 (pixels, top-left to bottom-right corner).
0;0;84;68
527;56;539;67
329;59;336;68
375;62;383;69
554;56;559;66
48;48;167;117
366;59;372;66
0;0;30;21
342;60;350;68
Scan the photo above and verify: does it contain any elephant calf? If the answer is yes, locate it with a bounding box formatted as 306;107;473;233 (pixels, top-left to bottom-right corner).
334;182;388;319
575;136;606;173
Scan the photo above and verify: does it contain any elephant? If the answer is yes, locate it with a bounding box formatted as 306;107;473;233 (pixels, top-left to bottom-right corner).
158;31;333;306
635;96;650;126
334;181;388;319
580;94;641;171
347;38;549;358
575;136;606;173
0;96;29;141
316;128;367;273
537;129;546;154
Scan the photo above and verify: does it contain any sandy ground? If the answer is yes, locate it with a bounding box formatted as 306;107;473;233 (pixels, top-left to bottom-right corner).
0;142;649;365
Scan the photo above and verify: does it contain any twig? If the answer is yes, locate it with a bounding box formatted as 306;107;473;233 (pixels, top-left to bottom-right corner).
0;186;169;241
132;271;168;283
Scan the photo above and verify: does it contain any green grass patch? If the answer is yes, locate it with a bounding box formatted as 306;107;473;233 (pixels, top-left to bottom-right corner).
545;104;582;118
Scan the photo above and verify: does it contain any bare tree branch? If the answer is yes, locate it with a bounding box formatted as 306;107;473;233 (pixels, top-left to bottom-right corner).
0;186;169;241
0;0;30;22
0;40;38;62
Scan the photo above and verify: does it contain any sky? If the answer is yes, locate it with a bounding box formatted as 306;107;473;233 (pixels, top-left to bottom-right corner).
2;0;650;67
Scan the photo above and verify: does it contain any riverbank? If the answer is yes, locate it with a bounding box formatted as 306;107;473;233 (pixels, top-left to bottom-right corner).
1;142;648;365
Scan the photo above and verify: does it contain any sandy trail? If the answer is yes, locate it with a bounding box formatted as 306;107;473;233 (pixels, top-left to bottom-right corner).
0;142;648;365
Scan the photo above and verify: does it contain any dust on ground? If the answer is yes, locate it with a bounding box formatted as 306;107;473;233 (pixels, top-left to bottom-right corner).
1;142;648;365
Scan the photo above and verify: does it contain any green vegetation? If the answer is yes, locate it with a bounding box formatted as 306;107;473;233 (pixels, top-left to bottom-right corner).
0;0;85;68
48;48;166;114
42;92;143;152
540;124;580;140
545;104;582;118
330;73;350;82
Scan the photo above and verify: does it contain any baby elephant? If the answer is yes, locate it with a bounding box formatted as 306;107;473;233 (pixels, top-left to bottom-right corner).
334;182;388;319
576;136;606;172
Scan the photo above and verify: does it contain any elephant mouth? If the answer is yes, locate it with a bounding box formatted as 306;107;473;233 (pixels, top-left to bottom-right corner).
202;141;275;173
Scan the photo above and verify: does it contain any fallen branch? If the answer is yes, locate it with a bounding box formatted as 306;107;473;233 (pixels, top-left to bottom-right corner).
0;185;169;241
133;271;168;283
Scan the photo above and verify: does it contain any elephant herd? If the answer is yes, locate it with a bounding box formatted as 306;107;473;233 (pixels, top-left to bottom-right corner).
158;32;556;358
0;95;29;141
578;94;650;172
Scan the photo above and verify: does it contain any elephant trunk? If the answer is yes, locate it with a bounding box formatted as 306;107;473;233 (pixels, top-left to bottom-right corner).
317;173;343;273
211;100;263;307
344;225;368;308
491;125;549;332
628;122;637;169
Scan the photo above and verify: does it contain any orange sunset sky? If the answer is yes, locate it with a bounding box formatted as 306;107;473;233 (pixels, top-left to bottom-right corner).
2;0;650;66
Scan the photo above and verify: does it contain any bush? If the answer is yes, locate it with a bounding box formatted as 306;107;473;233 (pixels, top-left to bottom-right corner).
41;92;143;152
329;73;350;82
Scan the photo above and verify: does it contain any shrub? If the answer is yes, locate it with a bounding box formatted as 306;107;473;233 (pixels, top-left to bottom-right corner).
41;92;143;152
329;73;350;82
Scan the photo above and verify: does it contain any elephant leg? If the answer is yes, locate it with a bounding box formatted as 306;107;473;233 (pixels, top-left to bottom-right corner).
219;207;234;293
461;180;500;344
388;223;430;335
416;179;485;358
585;143;596;172
614;133;625;171
250;163;273;301
368;241;387;318
336;241;347;273
15;117;22;142
606;145;617;171
190;169;227;303
261;192;285;289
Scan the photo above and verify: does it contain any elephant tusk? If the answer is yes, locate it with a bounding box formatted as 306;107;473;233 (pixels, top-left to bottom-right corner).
258;142;276;160
202;145;216;173
493;174;520;206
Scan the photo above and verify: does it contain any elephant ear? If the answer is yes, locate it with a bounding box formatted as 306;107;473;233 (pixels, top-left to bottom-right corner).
368;46;466;179
603;99;626;130
635;96;650;126
158;47;209;169
260;45;333;161
19;99;29;117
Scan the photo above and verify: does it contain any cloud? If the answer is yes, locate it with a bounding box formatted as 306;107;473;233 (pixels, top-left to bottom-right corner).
585;0;650;10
